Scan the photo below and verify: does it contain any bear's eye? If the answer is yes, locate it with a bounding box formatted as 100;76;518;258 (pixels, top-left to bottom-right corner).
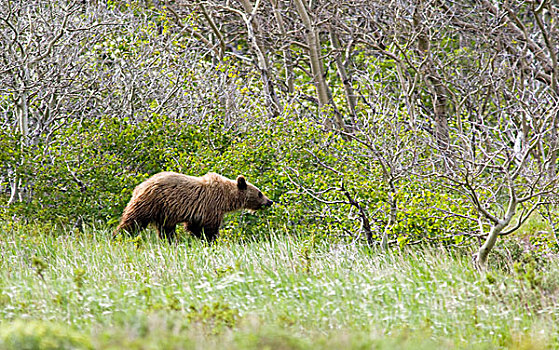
258;192;263;198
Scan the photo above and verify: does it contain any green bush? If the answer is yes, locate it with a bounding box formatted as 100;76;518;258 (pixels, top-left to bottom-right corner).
2;102;478;249
0;321;92;350
1;112;476;246
1;115;234;225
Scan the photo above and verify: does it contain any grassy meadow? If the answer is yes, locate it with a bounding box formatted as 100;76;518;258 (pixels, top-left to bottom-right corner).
1;223;558;349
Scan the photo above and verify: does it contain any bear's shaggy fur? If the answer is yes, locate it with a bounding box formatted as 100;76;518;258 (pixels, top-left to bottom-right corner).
115;172;273;241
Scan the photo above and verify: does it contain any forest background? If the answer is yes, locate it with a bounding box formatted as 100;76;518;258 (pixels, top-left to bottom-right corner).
1;0;559;348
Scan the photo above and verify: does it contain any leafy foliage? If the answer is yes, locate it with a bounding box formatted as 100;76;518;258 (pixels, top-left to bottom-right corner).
0;321;92;350
0;110;477;247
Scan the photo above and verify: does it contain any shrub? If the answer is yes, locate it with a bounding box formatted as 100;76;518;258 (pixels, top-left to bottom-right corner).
0;320;92;350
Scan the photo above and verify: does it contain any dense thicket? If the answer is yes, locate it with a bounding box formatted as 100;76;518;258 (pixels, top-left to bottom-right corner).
1;0;558;266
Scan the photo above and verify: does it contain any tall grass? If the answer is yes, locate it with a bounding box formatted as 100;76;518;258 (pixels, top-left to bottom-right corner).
1;223;558;349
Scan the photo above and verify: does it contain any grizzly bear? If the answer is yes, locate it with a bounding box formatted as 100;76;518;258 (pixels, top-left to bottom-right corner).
114;172;273;242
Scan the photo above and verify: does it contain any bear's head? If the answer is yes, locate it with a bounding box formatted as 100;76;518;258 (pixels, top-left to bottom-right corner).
237;175;273;210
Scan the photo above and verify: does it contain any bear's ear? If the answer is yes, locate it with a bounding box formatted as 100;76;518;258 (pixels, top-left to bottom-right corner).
237;175;247;190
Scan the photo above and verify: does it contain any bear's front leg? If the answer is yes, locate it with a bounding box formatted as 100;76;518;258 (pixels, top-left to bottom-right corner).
157;225;178;243
114;218;149;238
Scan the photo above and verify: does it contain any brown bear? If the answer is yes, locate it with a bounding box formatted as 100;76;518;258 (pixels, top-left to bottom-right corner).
114;172;273;242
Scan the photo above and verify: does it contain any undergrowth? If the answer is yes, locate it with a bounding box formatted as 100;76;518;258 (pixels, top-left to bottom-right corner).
1;223;558;349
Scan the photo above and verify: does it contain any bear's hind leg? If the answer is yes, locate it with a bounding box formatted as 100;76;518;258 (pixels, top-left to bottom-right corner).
185;222;203;239
201;225;219;242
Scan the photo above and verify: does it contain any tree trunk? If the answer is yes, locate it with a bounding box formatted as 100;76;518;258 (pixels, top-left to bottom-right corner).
329;25;356;124
413;5;450;150
237;0;282;117
474;224;504;269
271;0;294;94
548;110;559;179
293;0;345;130
432;81;450;149
381;179;398;251
9;70;30;205
475;195;517;269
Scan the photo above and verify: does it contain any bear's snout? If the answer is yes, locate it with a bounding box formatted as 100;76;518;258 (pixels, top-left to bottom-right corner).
264;200;273;207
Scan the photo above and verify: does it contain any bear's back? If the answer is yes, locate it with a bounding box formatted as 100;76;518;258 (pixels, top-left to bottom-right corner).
132;172;201;198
